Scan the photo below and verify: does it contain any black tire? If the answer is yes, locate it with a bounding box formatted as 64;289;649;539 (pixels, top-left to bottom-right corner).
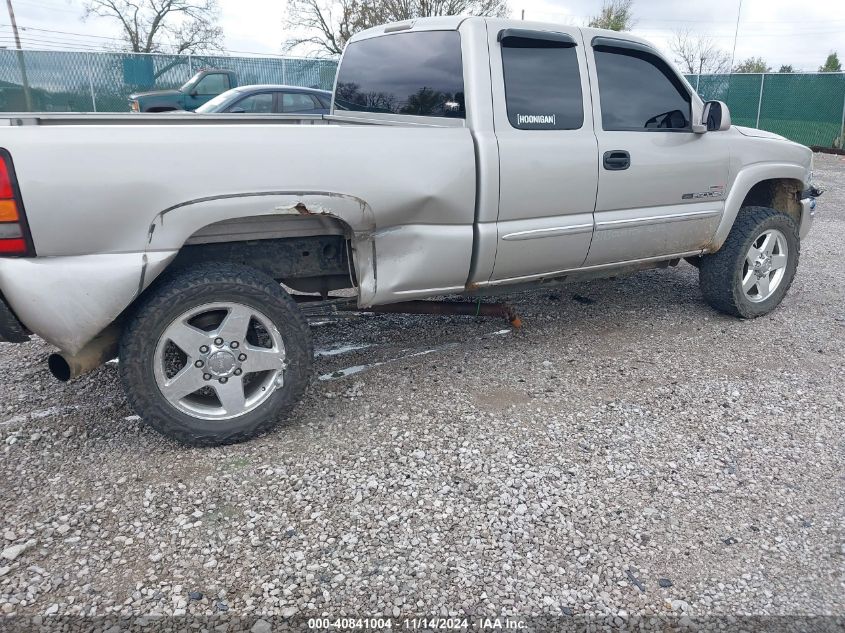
699;206;799;318
119;262;312;446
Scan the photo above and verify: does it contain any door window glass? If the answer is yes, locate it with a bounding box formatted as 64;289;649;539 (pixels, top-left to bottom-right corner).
230;93;273;113
194;73;230;95
501;35;584;130
594;47;691;131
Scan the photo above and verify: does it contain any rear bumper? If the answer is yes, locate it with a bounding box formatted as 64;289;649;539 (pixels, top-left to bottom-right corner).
0;292;29;343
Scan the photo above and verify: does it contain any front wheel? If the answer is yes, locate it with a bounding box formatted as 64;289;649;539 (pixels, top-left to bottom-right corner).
119;263;313;446
699;206;799;318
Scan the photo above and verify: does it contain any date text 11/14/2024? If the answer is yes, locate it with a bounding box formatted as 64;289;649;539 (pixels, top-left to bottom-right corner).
307;617;527;630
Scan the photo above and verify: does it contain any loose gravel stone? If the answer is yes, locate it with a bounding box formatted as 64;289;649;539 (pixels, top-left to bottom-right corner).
0;540;34;562
0;153;843;623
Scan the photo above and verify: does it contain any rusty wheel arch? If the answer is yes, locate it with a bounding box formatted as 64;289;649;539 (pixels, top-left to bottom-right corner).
739;178;804;226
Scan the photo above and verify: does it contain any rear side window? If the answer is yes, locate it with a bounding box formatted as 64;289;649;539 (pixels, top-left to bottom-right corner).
501;35;584;130
594;46;691;131
230;93;273;113
335;31;465;118
282;93;320;112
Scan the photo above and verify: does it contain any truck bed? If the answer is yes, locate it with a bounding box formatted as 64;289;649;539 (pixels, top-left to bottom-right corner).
0;114;477;352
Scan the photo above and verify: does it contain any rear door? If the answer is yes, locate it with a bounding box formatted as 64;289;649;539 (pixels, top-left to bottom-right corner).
584;37;730;266
488;26;598;282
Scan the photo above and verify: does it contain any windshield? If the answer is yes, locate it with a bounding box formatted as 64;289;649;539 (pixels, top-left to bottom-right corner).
195;89;240;113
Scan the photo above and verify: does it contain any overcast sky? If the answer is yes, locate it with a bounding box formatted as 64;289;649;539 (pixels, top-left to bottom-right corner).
2;0;843;71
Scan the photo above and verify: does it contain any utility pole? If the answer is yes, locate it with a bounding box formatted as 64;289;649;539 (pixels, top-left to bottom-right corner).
521;9;524;20
5;0;33;111
729;0;742;71
727;0;743;101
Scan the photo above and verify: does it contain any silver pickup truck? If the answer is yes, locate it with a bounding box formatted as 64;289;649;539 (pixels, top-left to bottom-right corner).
0;17;821;445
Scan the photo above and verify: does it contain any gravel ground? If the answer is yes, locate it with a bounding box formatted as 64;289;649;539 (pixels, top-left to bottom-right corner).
1;153;843;630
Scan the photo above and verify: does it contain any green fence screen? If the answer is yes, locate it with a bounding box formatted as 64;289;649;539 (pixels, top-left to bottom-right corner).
0;49;338;114
686;72;845;148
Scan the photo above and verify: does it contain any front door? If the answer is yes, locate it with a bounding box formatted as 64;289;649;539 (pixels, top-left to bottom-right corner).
489;26;598;282
185;72;231;110
584;38;730;266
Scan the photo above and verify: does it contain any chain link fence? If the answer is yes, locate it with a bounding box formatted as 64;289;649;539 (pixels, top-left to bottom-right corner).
686;72;845;148
0;49;338;113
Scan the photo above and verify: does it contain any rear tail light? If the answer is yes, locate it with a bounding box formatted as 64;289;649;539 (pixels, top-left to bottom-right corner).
0;149;34;257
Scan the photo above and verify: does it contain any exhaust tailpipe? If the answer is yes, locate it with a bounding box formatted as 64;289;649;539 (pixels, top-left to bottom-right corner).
48;325;120;382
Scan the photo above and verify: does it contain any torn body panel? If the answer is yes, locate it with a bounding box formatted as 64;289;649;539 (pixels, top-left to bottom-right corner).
0;251;175;354
146;191;379;306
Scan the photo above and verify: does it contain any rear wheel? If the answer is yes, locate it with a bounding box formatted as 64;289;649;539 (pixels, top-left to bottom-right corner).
699;206;799;318
119;263;312;446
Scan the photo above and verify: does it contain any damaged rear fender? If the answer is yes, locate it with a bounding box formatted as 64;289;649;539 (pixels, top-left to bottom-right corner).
145;191;378;305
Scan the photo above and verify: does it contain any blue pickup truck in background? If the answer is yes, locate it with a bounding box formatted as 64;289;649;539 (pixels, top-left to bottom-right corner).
128;69;239;112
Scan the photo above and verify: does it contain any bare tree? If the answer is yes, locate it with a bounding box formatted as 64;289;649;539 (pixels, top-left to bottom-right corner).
84;0;224;54
283;0;509;57
587;0;635;31
669;29;731;75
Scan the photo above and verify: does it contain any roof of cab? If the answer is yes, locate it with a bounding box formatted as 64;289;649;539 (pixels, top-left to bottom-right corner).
352;15;468;41
351;15;656;51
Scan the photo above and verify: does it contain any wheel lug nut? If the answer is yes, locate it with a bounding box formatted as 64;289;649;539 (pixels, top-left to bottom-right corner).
203;373;212;381
238;354;247;361
234;368;242;376
199;345;209;354
195;360;204;368
219;377;228;384
230;341;239;349
214;338;224;346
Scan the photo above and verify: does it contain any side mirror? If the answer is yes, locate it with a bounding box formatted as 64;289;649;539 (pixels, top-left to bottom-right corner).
702;100;731;132
189;89;198;97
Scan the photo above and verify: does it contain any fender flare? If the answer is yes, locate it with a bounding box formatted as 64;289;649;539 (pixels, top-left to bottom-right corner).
144;191;378;305
708;162;806;251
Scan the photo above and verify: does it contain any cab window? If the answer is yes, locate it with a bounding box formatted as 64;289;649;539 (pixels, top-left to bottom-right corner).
194;73;230;96
334;31;465;118
593;45;691;131
501;33;584;130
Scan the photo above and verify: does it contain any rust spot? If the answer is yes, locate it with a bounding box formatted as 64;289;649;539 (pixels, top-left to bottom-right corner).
465;281;481;292
294;202;311;215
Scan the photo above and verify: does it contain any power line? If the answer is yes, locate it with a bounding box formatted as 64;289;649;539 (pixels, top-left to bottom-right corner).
520;8;845;24
5;0;80;14
0;23;127;41
0;36;113;51
0;31;115;46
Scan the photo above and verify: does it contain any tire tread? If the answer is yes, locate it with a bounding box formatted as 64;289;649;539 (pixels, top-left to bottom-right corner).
699;206;799;318
119;262;312;446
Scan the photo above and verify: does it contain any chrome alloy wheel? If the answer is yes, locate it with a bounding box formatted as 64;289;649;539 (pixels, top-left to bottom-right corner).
153;302;287;420
741;229;788;303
